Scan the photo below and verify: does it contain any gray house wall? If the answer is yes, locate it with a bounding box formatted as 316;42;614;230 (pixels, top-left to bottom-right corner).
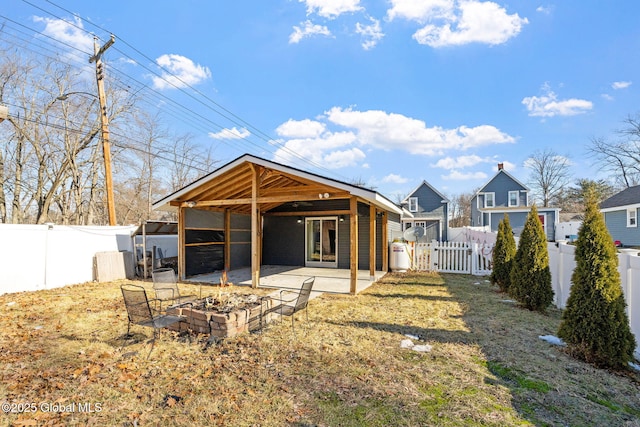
604;209;640;246
480;172;527;207
264;202;401;271
488;210;557;241
262;216;305;266
405;182;448;241
470;170;557;241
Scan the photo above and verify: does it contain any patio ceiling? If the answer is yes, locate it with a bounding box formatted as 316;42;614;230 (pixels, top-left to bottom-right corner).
153;154;402;215
170;162;350;214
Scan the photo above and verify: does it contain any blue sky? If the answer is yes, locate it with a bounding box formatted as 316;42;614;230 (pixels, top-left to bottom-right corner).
3;0;640;201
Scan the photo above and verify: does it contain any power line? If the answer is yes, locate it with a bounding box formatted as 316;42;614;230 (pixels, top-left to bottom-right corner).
5;1;355;183
35;0;350;179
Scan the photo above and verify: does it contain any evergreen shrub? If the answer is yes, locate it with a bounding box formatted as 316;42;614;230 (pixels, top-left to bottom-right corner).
557;192;636;369
509;205;553;311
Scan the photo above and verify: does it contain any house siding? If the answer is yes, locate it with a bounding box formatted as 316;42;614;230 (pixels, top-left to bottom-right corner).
263;203;399;271
481;172;527;207
262;216;305;266
489;210;556;241
404;182;449;241
604;210;640;246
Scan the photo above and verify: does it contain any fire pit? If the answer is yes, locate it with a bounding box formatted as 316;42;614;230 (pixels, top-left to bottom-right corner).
167;292;275;339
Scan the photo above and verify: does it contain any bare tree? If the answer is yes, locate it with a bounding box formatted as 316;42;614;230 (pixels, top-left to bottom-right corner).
554;178;616;216
449;191;474;227
524;149;572;207
0;34;218;225
588;115;640;188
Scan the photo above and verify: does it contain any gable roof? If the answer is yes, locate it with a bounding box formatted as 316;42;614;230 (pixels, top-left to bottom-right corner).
402;180;450;203
600;185;640;210
152;154;402;215
476;169;529;195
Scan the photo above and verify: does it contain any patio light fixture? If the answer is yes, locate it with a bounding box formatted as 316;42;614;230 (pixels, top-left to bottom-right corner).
297;217;303;224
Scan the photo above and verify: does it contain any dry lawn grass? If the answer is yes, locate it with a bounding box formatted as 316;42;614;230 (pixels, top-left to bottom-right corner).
0;273;639;426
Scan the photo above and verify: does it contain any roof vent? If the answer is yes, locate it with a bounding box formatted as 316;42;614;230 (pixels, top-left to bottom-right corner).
498;162;504;171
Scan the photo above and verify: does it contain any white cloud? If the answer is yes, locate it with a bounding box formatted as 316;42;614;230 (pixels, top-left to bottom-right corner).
356;17;384;50
151;54;211;90
208;127;250;140
300;0;363;18
601;93;614;101
612;81;632;90
536;5;553;14
387;0;454;22
433;154;488;169
522;87;593;117
441;170;488;181
289;20;332;44
325;107;515;155
323;148;367;168
382;173;409;184
273;107;515;171
276;119;326;138
273;132;362;169
34;16;94;55
412;1;528;47
498;160;517;171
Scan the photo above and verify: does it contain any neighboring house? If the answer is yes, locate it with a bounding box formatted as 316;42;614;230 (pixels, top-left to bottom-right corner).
600;185;640;247
470;163;560;241
401;181;449;242
152;154;403;293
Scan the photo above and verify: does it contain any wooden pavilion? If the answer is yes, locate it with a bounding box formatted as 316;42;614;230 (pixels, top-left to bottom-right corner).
152;154;402;294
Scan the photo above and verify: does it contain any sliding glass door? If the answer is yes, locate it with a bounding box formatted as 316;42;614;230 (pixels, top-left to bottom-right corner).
305;217;337;268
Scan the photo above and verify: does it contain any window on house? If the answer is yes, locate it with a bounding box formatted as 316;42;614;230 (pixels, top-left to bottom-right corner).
408;197;418;212
484;193;495;208
508;191;519;207
628;209;637;227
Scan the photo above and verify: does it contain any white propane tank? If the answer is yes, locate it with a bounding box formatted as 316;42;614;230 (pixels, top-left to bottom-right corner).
390;242;411;272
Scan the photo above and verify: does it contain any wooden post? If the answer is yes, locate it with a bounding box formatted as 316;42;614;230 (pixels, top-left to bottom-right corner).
224;209;231;272
350;197;358;295
381;211;388;273
369;204;376;280
90;35;116;225
250;164;260;288
178;206;186;280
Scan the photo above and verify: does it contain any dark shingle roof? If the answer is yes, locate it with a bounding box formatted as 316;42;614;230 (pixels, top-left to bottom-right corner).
600;185;640;209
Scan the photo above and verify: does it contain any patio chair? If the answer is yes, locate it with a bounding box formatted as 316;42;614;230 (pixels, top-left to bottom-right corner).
262;277;315;333
120;284;188;340
151;267;197;312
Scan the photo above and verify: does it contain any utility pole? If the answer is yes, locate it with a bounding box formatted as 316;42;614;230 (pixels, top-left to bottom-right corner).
89;34;117;225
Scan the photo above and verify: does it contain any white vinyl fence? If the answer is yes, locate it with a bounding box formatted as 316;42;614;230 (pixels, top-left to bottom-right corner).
412;241;493;276
0;224;137;295
548;242;640;357
412;239;640;358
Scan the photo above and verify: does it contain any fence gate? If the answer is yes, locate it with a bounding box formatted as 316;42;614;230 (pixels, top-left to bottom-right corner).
412;241;493;276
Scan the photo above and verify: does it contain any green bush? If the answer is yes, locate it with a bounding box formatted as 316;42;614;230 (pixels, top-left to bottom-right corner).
557;192;636;369
491;214;516;293
510;205;553;311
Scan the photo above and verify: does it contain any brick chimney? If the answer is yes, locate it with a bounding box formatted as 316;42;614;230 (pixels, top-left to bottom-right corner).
497;162;504;171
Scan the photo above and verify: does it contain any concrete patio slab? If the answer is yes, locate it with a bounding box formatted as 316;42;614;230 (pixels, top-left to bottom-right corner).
184;265;387;296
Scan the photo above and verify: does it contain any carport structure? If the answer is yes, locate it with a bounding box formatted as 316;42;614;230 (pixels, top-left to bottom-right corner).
153;154;402;294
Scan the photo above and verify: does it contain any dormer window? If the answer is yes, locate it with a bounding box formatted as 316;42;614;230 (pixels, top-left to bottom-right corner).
484;192;495;208
508;191;519;207
408;197;418;212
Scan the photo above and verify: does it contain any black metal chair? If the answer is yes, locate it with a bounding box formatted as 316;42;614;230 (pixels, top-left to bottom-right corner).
121;284;188;340
262;277;315;333
151;268;197;312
